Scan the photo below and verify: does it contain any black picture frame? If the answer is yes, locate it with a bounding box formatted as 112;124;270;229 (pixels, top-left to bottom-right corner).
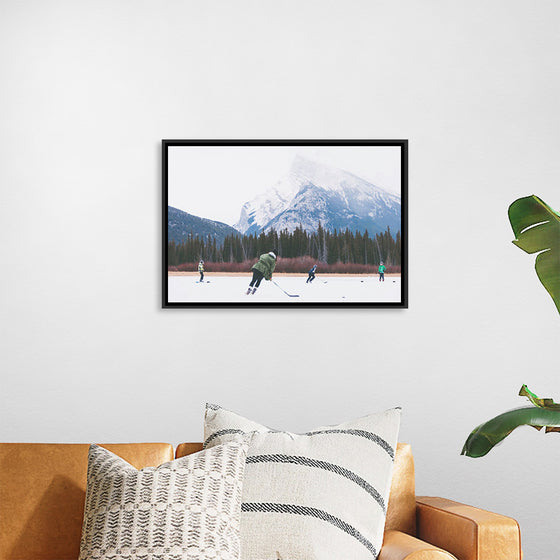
162;139;408;309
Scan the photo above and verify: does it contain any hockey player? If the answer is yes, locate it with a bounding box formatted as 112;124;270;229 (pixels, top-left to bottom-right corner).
378;261;386;282
306;264;317;283
246;251;277;295
198;259;204;282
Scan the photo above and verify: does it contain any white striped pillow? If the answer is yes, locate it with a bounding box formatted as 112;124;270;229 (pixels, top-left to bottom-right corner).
204;405;401;560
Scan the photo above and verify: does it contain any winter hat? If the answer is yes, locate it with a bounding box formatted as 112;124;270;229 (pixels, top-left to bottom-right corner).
269;251;277;259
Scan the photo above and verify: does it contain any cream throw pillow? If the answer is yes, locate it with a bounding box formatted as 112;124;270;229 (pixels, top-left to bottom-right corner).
204;405;401;560
79;441;248;560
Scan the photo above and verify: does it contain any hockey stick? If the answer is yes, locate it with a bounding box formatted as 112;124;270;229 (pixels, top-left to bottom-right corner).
272;280;299;298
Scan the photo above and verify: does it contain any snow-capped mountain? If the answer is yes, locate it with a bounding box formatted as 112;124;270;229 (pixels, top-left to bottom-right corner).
234;173;301;234
234;155;401;236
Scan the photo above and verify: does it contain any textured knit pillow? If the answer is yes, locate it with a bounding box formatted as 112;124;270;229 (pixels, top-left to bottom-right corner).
204;404;401;560
79;441;248;560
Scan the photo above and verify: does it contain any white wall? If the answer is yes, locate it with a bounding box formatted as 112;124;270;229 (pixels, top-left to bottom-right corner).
1;1;559;557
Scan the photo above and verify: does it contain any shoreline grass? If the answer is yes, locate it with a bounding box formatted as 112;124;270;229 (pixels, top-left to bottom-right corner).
168;257;400;275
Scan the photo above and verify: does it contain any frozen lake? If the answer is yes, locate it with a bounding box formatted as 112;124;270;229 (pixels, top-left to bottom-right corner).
167;274;401;304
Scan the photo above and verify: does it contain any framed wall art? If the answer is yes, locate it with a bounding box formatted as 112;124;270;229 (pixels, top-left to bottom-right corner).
162;140;408;308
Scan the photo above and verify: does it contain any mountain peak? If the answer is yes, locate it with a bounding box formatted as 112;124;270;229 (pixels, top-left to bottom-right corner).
235;156;401;236
290;154;324;175
290;155;349;193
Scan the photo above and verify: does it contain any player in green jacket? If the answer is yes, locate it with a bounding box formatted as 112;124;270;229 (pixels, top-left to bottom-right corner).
246;251;277;295
378;261;386;282
198;260;204;282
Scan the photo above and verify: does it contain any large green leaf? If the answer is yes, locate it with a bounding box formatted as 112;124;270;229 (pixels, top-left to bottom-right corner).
461;407;560;457
508;195;560;314
462;385;560;458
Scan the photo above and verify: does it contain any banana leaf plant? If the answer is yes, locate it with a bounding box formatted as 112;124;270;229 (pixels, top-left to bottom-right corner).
462;386;560;458
508;195;560;314
462;195;560;458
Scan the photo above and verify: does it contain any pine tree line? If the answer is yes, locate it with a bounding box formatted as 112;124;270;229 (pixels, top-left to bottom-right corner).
168;224;401;267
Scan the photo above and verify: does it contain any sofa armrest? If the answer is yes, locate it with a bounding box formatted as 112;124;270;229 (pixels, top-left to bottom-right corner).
416;496;522;560
379;530;457;559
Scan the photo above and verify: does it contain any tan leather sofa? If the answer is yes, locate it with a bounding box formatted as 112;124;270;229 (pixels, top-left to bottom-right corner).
0;442;521;560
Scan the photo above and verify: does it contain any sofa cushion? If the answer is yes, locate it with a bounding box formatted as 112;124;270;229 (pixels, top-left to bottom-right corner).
78;441;248;560
385;443;416;536
0;443;173;560
204;404;401;560
175;442;417;537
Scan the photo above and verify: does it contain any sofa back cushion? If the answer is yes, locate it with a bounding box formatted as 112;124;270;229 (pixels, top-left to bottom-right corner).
385;443;416;535
175;441;416;537
0;443;173;560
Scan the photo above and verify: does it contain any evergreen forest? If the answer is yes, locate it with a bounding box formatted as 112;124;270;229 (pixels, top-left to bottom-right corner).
168;224;401;271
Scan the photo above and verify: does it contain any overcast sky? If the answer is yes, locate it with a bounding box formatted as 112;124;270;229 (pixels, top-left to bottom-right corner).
168;145;402;226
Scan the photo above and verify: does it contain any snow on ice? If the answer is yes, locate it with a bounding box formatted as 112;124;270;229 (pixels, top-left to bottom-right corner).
168;275;401;304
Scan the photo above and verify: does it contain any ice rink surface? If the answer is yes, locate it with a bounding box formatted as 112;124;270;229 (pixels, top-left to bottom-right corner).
168;275;401;304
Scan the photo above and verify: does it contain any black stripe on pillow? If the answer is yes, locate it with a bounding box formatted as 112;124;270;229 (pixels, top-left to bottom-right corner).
304;429;395;459
247;454;386;512
203;429;246;448
205;428;394;458
241;502;377;557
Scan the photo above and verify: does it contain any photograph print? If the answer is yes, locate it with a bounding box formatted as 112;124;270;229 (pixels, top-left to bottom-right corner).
163;140;407;308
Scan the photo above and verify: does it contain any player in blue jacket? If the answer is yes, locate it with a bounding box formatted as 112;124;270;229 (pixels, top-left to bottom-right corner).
306;264;317;283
